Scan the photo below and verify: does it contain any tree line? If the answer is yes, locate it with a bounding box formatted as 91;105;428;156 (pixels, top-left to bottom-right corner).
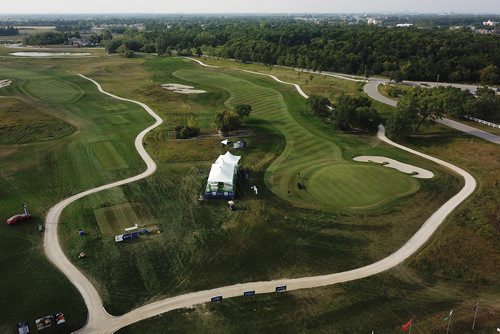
23;31;81;46
387;86;500;139
307;94;382;132
16;17;500;85
124;20;500;85
0;26;18;36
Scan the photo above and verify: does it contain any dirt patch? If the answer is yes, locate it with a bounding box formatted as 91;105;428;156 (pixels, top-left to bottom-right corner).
161;83;206;94
0;79;12;89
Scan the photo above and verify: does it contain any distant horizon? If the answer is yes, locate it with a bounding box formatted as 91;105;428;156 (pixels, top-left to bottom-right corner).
1;12;500;16
1;0;500;15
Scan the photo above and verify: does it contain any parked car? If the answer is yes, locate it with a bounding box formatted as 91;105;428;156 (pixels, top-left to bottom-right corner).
6;214;31;225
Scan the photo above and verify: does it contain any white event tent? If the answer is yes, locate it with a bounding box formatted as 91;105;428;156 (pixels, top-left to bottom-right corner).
206;152;241;198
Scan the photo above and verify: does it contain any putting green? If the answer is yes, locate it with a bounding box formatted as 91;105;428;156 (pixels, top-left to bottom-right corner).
23;76;83;104
174;67;419;210
306;164;419;209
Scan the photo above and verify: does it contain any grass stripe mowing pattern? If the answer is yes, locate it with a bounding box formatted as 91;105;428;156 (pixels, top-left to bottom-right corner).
0;63;154;332
91;141;129;171
23;76;83;104
107;115;130;124
94;203;141;235
174;69;418;210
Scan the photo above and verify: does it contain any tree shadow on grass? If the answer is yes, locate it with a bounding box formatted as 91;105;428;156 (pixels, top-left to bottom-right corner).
405;132;470;148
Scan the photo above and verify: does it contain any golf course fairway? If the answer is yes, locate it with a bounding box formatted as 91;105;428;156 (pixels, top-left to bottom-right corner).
174;68;419;210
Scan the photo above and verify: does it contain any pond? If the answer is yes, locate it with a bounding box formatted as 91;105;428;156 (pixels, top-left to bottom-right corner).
9;52;92;57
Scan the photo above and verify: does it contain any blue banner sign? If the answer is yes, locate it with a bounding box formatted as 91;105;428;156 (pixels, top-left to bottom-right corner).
211;296;223;302
16;321;30;334
276;285;287;292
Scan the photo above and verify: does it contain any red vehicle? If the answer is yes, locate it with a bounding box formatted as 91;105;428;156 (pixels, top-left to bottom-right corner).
6;213;31;225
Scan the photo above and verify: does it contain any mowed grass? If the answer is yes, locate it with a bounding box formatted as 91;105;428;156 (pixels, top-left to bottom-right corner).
112;58;499;334
308;164;418;209
119;124;500;334
103;104;128;111
22;76;83;104
175;68;418;211
118;270;500;334
55;56;461;317
0;58;154;333
201;57;363;100
91;141;129;171
0;97;75;144
0;54;471;334
94;203;142;235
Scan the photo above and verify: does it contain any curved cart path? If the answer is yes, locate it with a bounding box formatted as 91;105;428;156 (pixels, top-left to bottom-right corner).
44;64;476;333
43;74;163;332
364;80;500;145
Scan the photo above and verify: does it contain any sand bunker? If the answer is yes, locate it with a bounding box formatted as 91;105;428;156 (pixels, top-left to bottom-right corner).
9;52;92;57
353;156;434;179
161;83;206;94
0;79;12;89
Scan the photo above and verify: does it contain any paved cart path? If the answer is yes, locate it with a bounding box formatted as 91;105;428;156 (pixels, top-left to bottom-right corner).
43;64;476;333
364;80;500;145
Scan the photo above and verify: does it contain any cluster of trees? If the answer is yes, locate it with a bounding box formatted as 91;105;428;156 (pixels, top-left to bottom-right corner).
215;104;252;134
333;95;382;131
385;84;412;98
175;116;200;139
104;35;145;55
130;20;500;84
465;87;500;121
387;86;500;139
307;95;381;132
175;125;200;139
213;24;499;84
103;32;197;57
0;26;18;36
23;31;80;45
95;18;500;84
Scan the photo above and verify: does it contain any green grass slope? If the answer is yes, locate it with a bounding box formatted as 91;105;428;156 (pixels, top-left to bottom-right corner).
0;97;75;144
56;57;460;315
116;59;500;334
174;68;419;211
0;60;154;333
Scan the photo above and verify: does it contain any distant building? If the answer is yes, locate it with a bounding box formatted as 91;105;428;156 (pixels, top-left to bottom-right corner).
368;18;383;25
68;37;90;47
483;20;498;26
475;29;495;35
396;23;413;28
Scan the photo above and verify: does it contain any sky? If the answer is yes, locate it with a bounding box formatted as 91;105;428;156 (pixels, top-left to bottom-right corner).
2;0;500;14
